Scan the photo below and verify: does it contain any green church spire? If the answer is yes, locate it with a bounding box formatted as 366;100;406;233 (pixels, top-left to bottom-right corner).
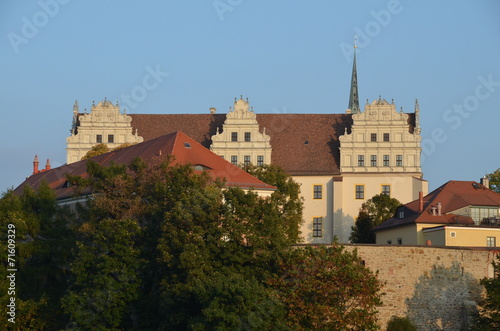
348;38;360;114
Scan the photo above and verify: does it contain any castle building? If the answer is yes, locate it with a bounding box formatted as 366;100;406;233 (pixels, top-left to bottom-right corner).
64;50;427;243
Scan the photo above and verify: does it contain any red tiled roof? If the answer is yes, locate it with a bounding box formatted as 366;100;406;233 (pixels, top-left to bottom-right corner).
375;181;500;231
129;113;354;175
15;132;276;200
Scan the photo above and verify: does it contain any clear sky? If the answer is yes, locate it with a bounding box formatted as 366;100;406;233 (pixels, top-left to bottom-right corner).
1;0;499;193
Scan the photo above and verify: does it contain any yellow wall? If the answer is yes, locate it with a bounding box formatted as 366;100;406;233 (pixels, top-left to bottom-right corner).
293;175;335;244
424;227;500;247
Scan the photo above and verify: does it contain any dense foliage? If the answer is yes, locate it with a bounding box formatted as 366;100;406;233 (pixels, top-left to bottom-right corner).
386;315;417;331
1;158;384;330
486;168;500;193
350;193;401;243
270;245;383;331
474;257;500;330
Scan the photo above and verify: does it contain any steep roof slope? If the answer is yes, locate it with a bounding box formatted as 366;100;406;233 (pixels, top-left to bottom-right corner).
15;131;275;200
129;113;353;175
375;181;500;231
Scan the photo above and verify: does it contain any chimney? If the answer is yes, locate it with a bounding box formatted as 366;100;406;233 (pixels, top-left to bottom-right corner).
419;191;424;213
437;202;442;216
431;206;437;216
45;159;51;171
33;155;39;175
209;107;217;114
481;176;490;189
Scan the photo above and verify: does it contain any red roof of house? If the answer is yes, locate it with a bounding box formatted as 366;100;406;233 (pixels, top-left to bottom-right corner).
374;181;500;231
15;132;276;200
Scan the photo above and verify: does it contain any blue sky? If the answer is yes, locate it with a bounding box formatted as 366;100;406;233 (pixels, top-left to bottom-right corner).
1;0;499;193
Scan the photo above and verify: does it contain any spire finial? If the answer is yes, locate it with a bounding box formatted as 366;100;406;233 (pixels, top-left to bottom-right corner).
354;35;357;49
347;37;360;114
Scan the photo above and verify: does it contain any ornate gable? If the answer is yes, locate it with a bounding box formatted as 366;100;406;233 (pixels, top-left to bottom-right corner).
66;99;143;163
339;97;422;173
211;97;271;166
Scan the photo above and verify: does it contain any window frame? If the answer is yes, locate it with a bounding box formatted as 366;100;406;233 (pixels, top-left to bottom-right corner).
96;134;102;143
370;133;377;142
396;155;403;167
231;155;237;165
487;236;496;247
313;217;323;237
313;185;323;199
244;132;251;142
244;155;250;166
231;132;238;142
358;155;365;167
107;134;114;143
355;185;365;200
383;155;390;167
370;155;377;167
257;155;264;166
381;184;391;196
383;133;390;142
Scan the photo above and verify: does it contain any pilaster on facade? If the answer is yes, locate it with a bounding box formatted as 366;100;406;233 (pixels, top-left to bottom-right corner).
339;97;422;174
211;97;272;166
66;99;143;164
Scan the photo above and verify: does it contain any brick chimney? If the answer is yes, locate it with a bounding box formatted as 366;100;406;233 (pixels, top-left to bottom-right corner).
45;159;51;171
33;155;39;175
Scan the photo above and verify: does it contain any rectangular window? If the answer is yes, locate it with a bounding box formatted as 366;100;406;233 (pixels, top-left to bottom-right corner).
383;155;390;167
382;185;391;196
96;134;102;143
355;185;364;200
244;155;250;166
371;133;377;142
370;155;377;167
231;155;237;165
108;134;114;143
383;133;390;142
313;217;322;237
396;155;403;167
487;237;496;247
231;132;238;142
257;155;264;166
358;155;365;167
313;185;322;199
244;132;251;142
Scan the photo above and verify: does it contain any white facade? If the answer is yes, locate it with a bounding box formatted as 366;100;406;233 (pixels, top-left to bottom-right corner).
65;97;427;243
211;98;271;167
66;99;143;164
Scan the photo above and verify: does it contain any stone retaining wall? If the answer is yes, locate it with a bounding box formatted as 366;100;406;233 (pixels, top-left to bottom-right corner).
344;245;499;330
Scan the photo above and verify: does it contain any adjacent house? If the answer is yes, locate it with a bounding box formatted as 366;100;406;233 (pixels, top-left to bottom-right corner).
374;180;500;247
17;131;276;208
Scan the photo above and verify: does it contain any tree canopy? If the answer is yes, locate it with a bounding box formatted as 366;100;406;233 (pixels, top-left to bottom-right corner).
1;158;385;330
350;193;401;243
474;256;500;330
486;168;500;193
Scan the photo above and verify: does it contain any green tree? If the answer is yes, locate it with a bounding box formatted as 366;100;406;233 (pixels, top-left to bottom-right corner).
270;244;383;331
486;169;500;193
62;219;142;330
474;257;500;330
0;183;76;330
350;193;401;243
386;315;417;331
65;157;302;330
81;142;137;160
81;143;110;159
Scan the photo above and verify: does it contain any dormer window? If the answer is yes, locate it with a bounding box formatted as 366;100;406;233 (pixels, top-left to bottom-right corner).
398;208;405;219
